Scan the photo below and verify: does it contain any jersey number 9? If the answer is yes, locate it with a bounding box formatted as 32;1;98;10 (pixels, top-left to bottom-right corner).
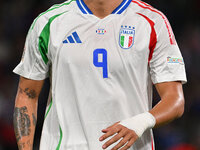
93;49;108;78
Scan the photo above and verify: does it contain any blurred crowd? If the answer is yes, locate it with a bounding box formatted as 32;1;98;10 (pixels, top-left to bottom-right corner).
0;0;199;150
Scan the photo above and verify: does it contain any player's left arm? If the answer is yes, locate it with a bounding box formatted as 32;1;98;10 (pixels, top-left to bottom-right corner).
150;81;184;127
99;81;185;150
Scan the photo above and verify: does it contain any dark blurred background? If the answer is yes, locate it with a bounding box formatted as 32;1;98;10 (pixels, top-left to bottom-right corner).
0;0;199;150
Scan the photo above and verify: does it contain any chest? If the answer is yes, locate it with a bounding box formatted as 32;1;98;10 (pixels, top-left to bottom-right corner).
49;13;151;77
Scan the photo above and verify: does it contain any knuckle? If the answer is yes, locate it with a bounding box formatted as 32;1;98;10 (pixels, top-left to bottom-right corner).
128;132;134;138
111;128;116;133
103;134;109;139
126;129;131;134
106;137;117;146
110;138;116;143
122;126;128;130
117;134;123;139
114;126;120;132
105;142;110;146
108;130;114;135
124;134;131;140
121;140;126;145
113;145;120;150
121;129;128;134
117;124;123;129
102;135;107;139
128;131;136;137
109;139;116;144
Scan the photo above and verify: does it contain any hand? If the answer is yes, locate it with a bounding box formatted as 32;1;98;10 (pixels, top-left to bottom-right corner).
99;122;139;150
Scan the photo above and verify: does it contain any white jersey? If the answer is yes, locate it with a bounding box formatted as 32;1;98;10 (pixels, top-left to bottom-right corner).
13;0;187;149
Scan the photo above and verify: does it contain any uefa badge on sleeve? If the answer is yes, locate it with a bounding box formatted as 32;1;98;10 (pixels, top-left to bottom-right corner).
119;25;135;49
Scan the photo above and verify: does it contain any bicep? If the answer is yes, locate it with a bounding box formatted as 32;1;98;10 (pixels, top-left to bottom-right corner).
151;81;185;126
155;81;184;100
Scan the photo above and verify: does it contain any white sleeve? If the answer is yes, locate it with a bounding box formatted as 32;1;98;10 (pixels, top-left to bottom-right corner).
150;14;187;84
13;20;50;80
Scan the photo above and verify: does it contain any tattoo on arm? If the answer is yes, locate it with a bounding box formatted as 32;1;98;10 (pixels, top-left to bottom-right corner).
24;88;36;99
18;140;31;150
18;142;25;150
14;106;31;142
19;87;37;99
19;87;23;94
32;113;37;126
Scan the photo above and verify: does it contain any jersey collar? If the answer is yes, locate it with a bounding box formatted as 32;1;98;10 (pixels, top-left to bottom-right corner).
76;0;132;15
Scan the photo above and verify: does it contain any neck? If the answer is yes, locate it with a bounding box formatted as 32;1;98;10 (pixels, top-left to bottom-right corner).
83;0;123;18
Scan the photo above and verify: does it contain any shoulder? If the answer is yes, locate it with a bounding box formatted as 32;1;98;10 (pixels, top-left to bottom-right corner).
129;0;167;24
30;0;76;32
129;1;177;47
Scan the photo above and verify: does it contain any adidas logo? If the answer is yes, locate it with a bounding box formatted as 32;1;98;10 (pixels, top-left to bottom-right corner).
63;32;82;44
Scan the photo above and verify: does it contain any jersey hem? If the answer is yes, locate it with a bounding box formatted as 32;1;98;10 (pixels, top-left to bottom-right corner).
152;76;187;85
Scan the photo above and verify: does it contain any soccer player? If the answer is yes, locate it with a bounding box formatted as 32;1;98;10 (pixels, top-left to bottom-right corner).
13;0;187;149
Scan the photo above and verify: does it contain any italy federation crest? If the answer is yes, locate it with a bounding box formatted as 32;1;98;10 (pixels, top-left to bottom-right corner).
119;25;135;49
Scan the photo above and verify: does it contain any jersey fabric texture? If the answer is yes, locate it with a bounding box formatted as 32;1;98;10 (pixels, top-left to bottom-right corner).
13;0;187;149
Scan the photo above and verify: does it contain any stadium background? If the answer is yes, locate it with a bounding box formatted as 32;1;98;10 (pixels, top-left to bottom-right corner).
0;0;199;149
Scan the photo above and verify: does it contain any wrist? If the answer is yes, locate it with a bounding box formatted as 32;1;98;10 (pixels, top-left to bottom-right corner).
119;112;156;138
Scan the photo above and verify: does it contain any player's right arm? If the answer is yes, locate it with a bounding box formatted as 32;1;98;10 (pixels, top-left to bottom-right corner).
14;76;44;150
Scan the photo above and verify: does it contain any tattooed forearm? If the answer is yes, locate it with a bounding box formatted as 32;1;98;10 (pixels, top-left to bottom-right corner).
18;142;25;150
32;113;37;126
19;87;23;94
19;87;37;99
24;88;36;99
14;106;31;142
18;140;31;150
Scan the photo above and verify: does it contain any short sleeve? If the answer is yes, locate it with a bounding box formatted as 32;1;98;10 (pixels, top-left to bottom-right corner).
149;14;187;84
13;20;50;80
